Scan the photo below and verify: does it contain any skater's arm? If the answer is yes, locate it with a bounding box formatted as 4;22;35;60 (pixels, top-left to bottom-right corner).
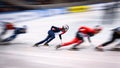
59;34;62;40
58;28;68;40
2;34;17;42
87;36;91;43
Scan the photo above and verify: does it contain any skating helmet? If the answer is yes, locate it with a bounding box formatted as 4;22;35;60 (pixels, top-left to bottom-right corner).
23;25;27;29
5;22;15;29
19;25;27;33
62;24;69;31
94;25;102;31
94;25;102;34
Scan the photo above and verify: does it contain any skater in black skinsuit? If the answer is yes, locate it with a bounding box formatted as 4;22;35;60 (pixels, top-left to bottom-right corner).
96;27;120;51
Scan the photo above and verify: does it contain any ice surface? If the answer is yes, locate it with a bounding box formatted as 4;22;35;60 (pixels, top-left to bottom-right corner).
0;10;120;68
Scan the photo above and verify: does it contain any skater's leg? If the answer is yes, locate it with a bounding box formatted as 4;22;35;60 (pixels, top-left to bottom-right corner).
95;32;118;51
44;35;55;45
71;40;84;49
34;30;55;46
99;32;118;47
62;38;80;46
44;30;55;46
2;34;17;42
56;38;80;49
34;35;50;46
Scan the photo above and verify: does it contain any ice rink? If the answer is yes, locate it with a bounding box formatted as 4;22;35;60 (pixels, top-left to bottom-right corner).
0;10;120;68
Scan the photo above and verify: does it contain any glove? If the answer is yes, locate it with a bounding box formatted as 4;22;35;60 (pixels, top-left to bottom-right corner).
59;34;62;40
87;32;94;37
88;37;91;43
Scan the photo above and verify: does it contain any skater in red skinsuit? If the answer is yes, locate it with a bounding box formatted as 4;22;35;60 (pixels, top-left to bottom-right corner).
56;25;102;50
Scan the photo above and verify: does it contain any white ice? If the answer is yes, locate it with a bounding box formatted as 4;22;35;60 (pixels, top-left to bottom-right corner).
0;10;120;68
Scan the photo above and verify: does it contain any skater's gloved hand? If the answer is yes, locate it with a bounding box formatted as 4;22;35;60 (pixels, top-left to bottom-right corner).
59;34;62;40
88;36;91;43
87;32;94;37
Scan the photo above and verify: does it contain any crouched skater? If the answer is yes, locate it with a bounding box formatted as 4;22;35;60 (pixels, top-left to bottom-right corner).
1;25;27;42
33;25;69;47
95;26;120;51
56;25;102;50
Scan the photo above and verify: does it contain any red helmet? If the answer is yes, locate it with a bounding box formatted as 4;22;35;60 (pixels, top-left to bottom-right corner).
6;22;15;30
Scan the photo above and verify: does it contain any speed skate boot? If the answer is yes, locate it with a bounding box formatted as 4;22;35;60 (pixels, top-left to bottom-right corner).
115;43;120;47
69;47;79;51
110;43;120;51
33;44;39;47
95;47;104;51
56;45;62;49
69;44;79;51
44;43;49;46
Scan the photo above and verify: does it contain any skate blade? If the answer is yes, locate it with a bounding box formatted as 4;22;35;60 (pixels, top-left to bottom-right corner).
68;48;80;51
108;48;120;51
0;42;10;45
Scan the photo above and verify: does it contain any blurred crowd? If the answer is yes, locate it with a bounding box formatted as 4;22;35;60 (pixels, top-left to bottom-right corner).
0;0;118;13
0;1;27;12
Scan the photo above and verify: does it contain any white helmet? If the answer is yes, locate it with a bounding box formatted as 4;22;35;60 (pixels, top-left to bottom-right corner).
94;25;102;31
23;25;27;29
62;24;69;31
